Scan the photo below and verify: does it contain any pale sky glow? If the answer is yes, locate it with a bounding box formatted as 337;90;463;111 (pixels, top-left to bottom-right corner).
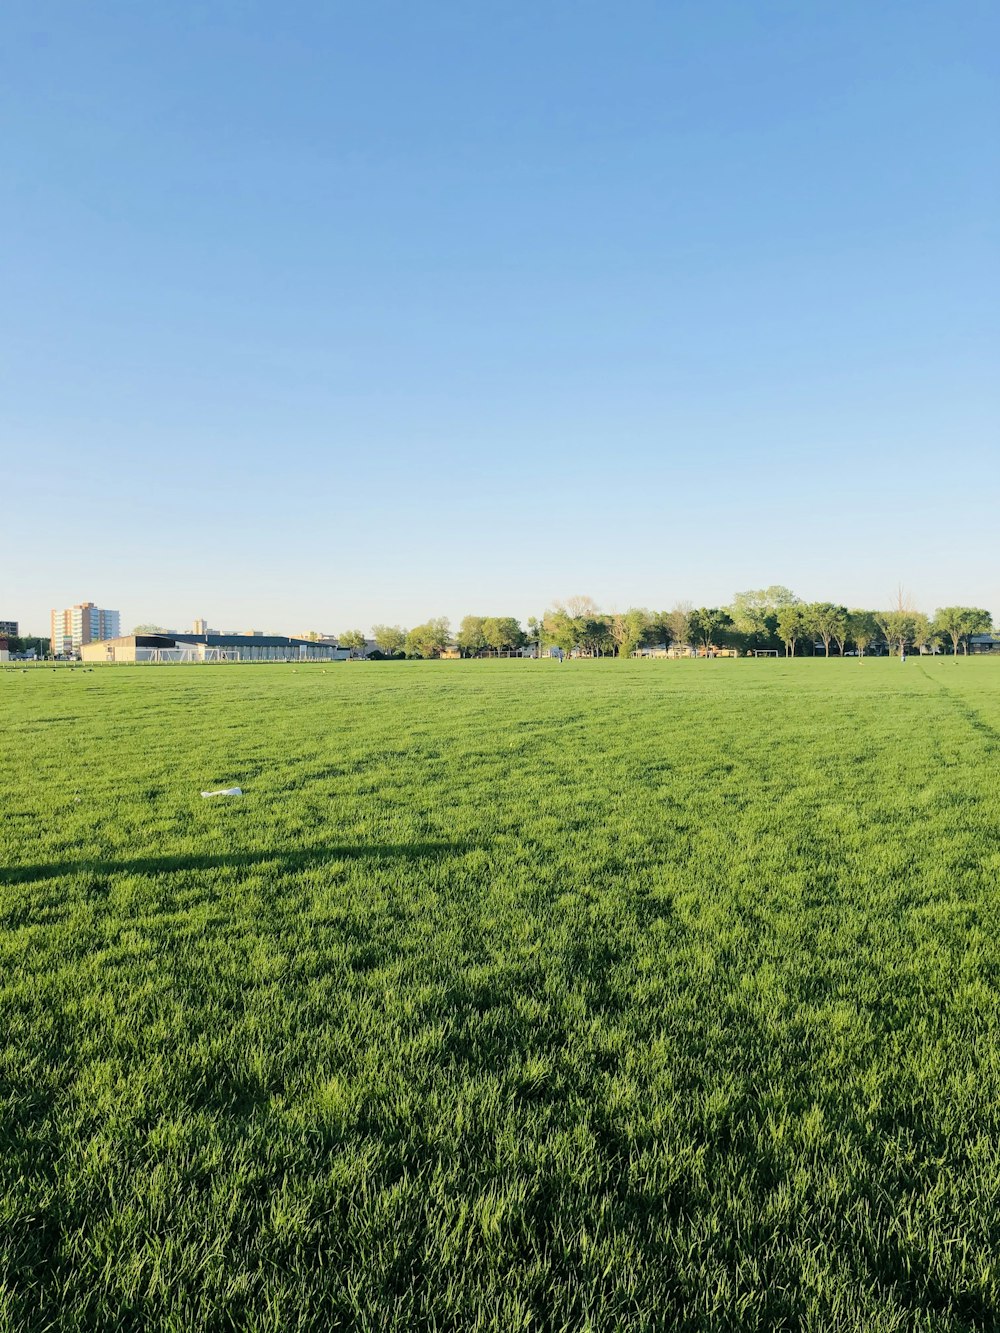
3;1;998;635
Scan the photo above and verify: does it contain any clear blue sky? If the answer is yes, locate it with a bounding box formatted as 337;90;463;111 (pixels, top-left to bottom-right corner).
4;0;998;636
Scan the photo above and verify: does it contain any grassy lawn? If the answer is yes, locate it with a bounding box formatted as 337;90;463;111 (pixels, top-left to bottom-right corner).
3;657;1000;1331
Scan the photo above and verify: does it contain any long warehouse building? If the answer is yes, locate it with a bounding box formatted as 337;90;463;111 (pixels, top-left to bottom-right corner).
80;633;348;663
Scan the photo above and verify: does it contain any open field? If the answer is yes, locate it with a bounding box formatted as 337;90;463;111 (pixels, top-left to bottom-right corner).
3;658;1000;1331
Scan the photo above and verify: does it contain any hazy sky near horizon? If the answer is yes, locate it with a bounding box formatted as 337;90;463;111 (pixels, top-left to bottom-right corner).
4;0;998;636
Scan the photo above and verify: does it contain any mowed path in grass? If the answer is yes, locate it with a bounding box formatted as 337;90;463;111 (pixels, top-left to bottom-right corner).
2;658;1000;1331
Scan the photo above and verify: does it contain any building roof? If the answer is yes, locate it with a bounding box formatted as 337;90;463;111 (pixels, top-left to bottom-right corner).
97;633;336;650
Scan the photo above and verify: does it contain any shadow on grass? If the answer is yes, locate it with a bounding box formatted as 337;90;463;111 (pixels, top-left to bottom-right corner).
0;841;473;885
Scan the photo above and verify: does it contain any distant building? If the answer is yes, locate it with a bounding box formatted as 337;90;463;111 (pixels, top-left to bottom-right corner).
969;634;1000;654
80;632;349;663
192;618;208;634
0;620;17;637
50;603;120;657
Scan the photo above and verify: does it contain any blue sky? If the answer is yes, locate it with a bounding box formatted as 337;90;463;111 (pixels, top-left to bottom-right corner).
4;1;998;635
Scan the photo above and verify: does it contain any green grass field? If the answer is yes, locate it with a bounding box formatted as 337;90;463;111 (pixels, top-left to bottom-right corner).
3;657;1000;1331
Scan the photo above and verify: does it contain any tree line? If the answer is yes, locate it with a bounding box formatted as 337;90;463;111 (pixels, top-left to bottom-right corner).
337;588;995;659
1;634;50;657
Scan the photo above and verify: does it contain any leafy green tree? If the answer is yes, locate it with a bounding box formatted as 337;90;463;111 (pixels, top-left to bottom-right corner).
728;587;799;651
3;635;49;657
544;597;607;657
405;618;451;659
543;606;578;656
339;629;367;658
610;608;650;657
808;603;848;657
526;616;543;658
645;611;673;650
626;608;651;655
609;608;649;657
933;606;993;656
776;605;806;657
911;612;935;655
831;616;851;657
483;616;525;656
372;624;405;657
456;615;487;657
132;623;168;634
578;615;613;657
847;610;878;658
876;586;926;659
689;608;733;654
796;605;818;654
875;610;915;658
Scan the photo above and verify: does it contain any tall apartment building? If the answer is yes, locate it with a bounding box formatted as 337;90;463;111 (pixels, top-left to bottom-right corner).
192;618;208;635
50;603;120;657
0;620;17;636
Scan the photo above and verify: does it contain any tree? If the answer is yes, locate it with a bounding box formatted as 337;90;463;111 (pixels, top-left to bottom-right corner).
728;587;799;651
875;611;915;658
831;617;851;658
132;623;168;634
874;593;916;659
645;611;673;651
808;603;848;657
339;629;367;658
483;616;525;656
609;612;626;657
796;604;819;655
543;596;608;656
688;608;732;654
933;607;993;656
372;624;405;657
776;605;806;657
846;611;878;658
526;616;543;658
577;615;613;657
4;635;49;657
610;608;649;657
456;615;487;657
961;608;993;653
542;605;578;657
504;616;528;654
565;594;599;619
876;586;920;659
405;618;451;659
666;602;693;649
910;612;935;655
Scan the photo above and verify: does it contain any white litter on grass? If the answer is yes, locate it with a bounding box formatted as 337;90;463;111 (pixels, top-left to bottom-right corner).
201;786;243;798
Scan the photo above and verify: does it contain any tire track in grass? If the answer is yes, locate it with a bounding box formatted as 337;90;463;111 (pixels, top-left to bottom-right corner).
914;663;1000;753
